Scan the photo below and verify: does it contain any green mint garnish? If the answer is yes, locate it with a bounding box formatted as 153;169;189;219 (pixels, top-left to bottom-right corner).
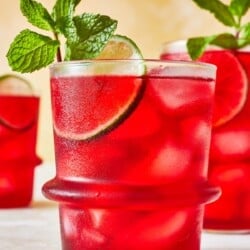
7;29;60;73
188;0;250;60
65;13;118;60
7;0;117;73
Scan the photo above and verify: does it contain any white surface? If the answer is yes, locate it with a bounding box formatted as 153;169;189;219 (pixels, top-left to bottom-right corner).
0;163;249;250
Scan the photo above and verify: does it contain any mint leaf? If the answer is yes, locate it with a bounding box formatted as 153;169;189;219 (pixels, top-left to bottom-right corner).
187;33;239;60
210;33;238;48
7;29;59;73
187;0;250;60
20;0;55;31
229;0;250;18
238;22;250;47
240;22;250;39
55;16;77;43
7;0;122;72
187;36;215;60
192;0;237;27
52;0;81;35
52;0;81;21
65;13;117;60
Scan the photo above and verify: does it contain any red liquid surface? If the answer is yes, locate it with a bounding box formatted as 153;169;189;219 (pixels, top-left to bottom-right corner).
45;74;216;249
0;95;41;208
161;51;250;231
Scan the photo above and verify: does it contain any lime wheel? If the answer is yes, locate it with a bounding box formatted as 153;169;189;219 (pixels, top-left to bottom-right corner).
96;34;143;60
0;74;37;130
53;35;145;140
199;50;248;127
53;75;145;141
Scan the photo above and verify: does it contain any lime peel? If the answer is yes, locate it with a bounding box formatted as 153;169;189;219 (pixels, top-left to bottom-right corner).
0;74;34;96
0;74;38;130
96;34;143;60
54;80;146;141
53;35;146;141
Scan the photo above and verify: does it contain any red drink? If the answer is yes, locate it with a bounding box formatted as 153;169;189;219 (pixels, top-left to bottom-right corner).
0;94;41;208
43;60;219;249
161;41;250;232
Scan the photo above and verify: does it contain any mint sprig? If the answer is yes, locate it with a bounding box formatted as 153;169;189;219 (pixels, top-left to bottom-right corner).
7;29;60;73
188;0;250;60
7;0;117;73
65;13;118;60
20;0;55;31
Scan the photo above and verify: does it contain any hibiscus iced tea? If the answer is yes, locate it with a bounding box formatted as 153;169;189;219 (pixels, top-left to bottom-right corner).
161;41;250;232
0;93;41;208
43;60;219;249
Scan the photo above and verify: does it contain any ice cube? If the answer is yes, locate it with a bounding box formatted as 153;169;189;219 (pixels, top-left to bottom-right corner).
211;130;250;161
148;77;213;116
112;210;191;249
151;141;191;179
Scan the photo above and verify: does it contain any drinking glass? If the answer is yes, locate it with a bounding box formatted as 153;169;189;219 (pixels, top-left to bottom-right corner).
43;59;220;249
161;40;250;232
0;91;41;208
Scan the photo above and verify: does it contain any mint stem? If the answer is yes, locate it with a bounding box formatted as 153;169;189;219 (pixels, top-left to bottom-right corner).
236;30;240;39
56;48;62;62
54;32;62;62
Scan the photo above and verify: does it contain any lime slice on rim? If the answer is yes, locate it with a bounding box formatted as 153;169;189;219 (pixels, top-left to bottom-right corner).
53;35;146;141
199;50;248;127
0;74;38;130
96;34;143;60
93;34;146;75
0;74;33;95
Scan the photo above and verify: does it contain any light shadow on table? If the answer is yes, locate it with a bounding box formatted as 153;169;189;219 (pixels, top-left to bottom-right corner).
31;200;58;209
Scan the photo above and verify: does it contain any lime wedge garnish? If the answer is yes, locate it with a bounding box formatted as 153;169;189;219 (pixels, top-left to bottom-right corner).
0;74;38;130
93;34;146;75
198;50;248;127
0;74;33;96
96;34;143;60
53;35;146;140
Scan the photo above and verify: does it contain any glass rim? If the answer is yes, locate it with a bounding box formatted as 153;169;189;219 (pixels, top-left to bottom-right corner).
50;59;216;79
162;39;250;53
162;39;221;54
50;58;216;69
